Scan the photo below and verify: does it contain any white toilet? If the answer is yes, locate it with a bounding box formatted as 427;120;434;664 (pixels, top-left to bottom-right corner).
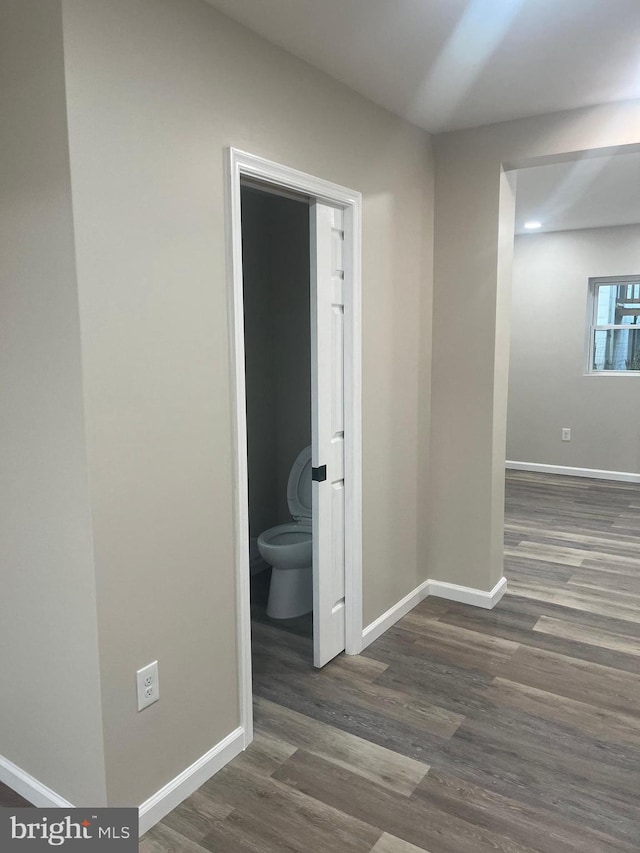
257;446;313;619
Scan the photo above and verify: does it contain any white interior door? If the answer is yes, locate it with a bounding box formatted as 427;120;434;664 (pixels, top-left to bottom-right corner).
311;201;346;668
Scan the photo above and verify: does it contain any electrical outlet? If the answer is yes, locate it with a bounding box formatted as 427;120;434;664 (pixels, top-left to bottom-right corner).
562;428;571;442
136;661;159;711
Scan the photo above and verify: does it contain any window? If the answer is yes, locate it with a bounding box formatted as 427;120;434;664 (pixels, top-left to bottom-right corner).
588;276;640;373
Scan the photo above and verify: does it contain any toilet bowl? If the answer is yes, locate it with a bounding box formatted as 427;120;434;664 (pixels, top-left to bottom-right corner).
257;446;313;619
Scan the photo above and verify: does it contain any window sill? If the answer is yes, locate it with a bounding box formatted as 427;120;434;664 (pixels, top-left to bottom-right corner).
584;371;640;377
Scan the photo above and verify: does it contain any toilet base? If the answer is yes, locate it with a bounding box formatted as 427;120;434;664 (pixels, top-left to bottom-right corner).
266;564;312;619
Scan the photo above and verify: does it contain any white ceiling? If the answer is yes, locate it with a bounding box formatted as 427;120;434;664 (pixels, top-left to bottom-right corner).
204;0;640;133
514;150;640;235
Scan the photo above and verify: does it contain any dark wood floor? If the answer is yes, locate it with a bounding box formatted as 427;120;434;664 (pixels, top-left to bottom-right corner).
143;471;640;852
6;472;640;851
0;781;30;809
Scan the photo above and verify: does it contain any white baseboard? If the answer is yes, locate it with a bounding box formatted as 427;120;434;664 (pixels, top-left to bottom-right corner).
0;755;73;808
138;726;244;836
506;460;640;484
428;576;507;609
2;729;245;837
361;580;430;649
361;575;508;649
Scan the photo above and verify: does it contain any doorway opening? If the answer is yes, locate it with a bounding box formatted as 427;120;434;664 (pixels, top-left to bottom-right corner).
241;182;314;642
227;149;363;748
503;145;640;636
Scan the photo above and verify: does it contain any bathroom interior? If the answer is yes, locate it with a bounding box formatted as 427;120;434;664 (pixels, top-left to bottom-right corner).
241;183;314;646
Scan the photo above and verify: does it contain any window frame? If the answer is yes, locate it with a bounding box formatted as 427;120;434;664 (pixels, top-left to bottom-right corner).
586;275;640;376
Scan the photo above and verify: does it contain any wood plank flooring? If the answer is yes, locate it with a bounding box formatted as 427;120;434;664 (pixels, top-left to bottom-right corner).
5;471;640;851
0;782;30;809
139;471;639;852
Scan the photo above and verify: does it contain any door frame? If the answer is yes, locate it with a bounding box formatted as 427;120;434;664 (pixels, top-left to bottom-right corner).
226;148;363;746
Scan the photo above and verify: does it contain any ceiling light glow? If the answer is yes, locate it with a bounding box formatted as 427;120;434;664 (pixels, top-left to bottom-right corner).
524;220;542;229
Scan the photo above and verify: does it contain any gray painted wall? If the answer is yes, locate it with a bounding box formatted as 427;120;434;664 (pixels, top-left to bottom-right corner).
242;190;278;538
507;224;640;474
242;188;311;538
0;0;106;805
62;0;433;806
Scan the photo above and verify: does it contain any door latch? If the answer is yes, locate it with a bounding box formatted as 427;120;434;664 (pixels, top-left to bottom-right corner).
312;465;327;482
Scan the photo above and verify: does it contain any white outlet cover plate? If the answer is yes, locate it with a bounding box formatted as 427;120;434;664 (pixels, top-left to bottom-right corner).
136;661;159;711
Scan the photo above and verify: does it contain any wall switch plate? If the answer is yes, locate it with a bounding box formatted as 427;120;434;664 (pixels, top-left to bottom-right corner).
136;661;159;711
562;428;571;441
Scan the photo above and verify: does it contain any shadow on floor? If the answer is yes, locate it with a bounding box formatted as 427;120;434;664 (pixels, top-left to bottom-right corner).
250;567;313;640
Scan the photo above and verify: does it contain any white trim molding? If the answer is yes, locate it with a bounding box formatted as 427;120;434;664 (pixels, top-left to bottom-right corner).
428;576;507;609
138;726;244;836
0;755;74;808
226;148;364;738
361;576;507;649
361;580;430;649
506;460;640;484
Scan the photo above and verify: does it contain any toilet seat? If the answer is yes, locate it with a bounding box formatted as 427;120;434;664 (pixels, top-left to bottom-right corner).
257;521;312;571
258;521;312;549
